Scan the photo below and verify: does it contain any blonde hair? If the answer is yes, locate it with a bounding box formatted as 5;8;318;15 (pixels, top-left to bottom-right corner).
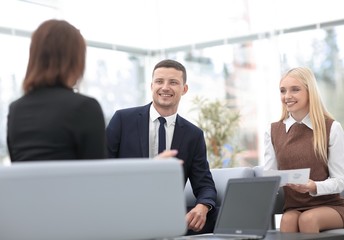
279;67;333;162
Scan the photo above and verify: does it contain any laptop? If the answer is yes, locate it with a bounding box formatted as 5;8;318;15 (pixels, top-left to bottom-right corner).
176;176;281;240
0;158;187;240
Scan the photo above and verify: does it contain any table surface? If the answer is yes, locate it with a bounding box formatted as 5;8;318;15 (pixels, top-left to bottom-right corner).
263;230;344;240
166;230;344;240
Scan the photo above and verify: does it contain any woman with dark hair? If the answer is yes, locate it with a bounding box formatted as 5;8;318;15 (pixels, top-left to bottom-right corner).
7;19;106;161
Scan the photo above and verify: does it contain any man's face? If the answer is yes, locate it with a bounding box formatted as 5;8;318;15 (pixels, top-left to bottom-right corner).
151;67;188;115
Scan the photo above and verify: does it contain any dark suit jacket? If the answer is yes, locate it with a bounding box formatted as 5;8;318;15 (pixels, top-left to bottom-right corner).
106;103;217;208
7;86;106;162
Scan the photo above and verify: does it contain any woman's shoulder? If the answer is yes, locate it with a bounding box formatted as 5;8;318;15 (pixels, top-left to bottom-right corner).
72;92;102;111
39;87;103;112
271;120;284;128
330;120;344;131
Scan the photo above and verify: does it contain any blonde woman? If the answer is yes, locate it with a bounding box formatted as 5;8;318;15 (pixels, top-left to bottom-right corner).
264;67;344;233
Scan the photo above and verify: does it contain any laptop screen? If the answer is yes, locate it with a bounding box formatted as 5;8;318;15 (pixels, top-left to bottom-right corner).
0;159;187;240
215;176;280;236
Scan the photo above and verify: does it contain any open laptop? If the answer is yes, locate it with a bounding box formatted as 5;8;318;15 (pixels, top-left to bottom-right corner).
0;159;187;240
176;176;281;240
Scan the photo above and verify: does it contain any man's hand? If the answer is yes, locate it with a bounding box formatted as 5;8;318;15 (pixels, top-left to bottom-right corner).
155;149;178;158
154;150;183;165
186;203;209;232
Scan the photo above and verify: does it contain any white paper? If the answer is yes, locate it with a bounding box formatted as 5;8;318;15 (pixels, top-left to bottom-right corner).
263;168;310;186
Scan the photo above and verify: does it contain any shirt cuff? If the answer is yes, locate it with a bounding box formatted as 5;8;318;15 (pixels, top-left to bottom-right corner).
202;203;213;212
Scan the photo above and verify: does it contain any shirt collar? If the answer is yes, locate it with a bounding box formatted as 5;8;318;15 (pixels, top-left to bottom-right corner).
149;104;176;127
283;113;312;132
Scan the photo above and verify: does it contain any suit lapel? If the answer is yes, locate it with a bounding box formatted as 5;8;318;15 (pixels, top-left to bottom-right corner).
171;115;185;150
137;104;151;157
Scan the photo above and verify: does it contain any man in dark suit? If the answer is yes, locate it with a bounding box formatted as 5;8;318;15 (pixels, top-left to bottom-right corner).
106;59;217;235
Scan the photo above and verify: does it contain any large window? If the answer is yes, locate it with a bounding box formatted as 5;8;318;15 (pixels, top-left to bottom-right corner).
1;1;344;166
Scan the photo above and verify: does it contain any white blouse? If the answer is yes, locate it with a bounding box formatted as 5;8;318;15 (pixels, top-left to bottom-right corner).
264;115;344;196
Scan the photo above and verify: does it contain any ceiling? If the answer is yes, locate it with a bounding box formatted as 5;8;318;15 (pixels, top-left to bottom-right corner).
1;0;344;54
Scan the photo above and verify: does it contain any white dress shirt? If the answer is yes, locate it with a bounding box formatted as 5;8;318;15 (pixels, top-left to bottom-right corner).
149;105;176;158
264;114;344;196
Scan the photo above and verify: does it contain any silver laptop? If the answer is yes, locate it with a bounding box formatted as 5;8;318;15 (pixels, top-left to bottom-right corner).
0;159;187;240
176;176;281;240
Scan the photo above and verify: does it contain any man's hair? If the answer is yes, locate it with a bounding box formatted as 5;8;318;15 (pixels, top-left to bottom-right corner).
152;59;187;83
23;19;86;93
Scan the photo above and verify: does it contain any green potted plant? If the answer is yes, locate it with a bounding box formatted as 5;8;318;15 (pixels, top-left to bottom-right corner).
191;96;241;168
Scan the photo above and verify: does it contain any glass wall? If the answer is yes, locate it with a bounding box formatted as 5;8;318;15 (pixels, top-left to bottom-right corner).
148;25;344;167
0;34;29;163
1;2;344;167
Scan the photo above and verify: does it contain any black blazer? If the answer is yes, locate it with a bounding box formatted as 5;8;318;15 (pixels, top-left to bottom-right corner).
106;103;217;208
7;86;106;162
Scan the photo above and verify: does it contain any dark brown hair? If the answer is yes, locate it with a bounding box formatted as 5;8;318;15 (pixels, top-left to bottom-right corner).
23;19;86;93
152;59;187;83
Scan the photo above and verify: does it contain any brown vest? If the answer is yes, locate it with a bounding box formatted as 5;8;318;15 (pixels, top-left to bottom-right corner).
271;118;343;211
